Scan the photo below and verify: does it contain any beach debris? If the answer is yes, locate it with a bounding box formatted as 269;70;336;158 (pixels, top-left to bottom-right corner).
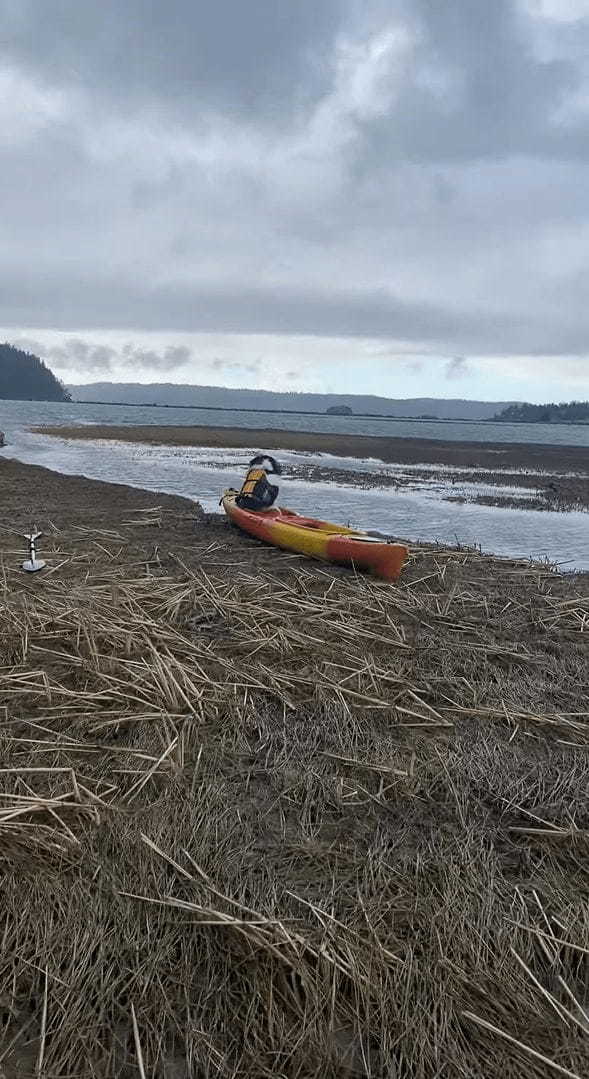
22;526;46;573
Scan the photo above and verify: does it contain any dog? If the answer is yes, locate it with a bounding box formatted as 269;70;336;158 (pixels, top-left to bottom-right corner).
235;454;282;510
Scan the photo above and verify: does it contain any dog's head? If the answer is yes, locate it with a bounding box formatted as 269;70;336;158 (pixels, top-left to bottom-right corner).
249;454;282;475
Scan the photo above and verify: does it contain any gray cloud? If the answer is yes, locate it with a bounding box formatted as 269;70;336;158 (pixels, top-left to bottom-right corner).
1;0;343;124
14;336;195;376
445;356;470;379
210;357;261;376
120;343;193;372
364;0;580;164
1;0;589;378
16;337;117;374
5;271;589;356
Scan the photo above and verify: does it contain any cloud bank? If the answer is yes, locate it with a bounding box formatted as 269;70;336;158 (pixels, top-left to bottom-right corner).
1;0;589;396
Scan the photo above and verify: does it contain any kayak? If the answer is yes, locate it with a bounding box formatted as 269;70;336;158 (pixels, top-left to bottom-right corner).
221;490;408;581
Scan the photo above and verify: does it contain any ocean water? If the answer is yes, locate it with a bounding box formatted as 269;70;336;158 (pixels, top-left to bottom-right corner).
2;405;587;571
1;397;589;447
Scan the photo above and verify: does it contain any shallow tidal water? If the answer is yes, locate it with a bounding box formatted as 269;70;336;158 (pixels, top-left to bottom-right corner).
2;417;587;571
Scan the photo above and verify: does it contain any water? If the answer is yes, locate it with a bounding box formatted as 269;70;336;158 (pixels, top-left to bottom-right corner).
1;397;589;447
2;404;587;571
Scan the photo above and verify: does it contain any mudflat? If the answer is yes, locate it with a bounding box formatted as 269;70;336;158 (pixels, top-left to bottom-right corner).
32;421;589;471
32;422;589;510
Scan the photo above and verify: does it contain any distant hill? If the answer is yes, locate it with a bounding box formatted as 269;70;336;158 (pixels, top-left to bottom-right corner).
0;343;70;402
495;400;589;424
68;383;516;421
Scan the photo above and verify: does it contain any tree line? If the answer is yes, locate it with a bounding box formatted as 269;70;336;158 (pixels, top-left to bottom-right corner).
0;343;70;402
495;400;589;423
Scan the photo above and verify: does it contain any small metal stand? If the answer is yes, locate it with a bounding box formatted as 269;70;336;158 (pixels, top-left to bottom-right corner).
22;527;46;573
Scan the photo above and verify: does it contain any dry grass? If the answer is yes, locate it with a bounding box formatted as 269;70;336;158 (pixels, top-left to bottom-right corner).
0;519;588;1077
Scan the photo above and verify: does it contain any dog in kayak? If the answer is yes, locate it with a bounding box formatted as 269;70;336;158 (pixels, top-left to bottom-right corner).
236;455;282;511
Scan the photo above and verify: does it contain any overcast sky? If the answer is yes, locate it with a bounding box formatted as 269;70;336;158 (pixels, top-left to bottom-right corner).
3;0;589;401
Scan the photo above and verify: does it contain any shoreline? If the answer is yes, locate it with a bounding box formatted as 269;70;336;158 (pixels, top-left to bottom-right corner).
31;422;589;511
1;455;580;569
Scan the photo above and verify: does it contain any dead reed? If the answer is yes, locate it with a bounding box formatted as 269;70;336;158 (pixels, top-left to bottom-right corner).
0;518;587;1077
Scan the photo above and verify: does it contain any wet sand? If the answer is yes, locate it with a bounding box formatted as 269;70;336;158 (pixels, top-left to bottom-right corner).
32;422;589;511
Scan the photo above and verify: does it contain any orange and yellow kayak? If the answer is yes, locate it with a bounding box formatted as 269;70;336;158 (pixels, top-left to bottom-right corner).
222;490;408;581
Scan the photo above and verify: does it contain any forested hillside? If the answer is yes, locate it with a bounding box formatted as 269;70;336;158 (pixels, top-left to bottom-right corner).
0;343;70;401
495;400;589;423
69;383;515;419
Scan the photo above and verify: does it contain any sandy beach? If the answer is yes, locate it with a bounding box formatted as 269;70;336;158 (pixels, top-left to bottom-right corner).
33;422;589;511
0;458;588;1075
